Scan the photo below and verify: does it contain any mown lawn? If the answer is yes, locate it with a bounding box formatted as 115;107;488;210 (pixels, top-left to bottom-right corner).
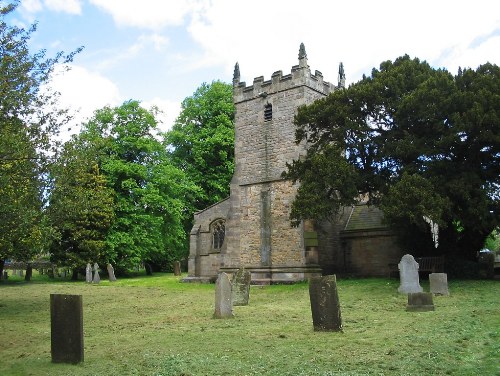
0;273;498;376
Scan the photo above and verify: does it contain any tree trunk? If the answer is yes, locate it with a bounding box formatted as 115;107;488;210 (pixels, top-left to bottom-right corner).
24;263;33;281
0;259;4;281
145;262;153;276
72;269;79;281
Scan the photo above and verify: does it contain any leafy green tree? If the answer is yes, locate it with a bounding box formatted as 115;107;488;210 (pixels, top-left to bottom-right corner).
165;81;235;211
82;100;198;271
285;56;499;260
47;137;115;279
0;1;80;279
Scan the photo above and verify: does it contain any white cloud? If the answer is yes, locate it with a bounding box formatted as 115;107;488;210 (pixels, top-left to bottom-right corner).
47;65;122;140
20;0;82;15
44;0;82;14
89;0;206;30
141;98;182;133
184;0;500;85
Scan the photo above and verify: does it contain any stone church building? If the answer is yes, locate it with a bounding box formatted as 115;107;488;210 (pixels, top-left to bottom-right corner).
184;44;403;283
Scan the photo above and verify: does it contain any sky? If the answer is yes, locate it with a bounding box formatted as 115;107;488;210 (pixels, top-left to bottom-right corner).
8;0;500;138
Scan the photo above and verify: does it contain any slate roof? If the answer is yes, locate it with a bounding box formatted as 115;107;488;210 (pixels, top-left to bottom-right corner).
343;204;388;232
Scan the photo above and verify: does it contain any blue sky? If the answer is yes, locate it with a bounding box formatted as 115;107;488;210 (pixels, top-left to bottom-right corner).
9;0;500;137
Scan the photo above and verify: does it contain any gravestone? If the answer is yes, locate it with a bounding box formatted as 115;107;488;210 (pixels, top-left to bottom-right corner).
213;272;233;319
107;264;117;282
429;273;449;296
85;263;92;283
309;275;342;332
231;268;251;306
173;261;181;276
50;294;84;363
406;292;435;312
92;263;100;284
3;271;8;280
397;254;423;293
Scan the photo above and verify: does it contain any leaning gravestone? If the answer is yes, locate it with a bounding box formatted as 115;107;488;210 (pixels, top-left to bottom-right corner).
92;263;100;284
397;254;423;293
50;294;84;363
107;264;117;282
231;268;251;306
429;273;449;296
309;275;342;332
406;292;435;312
85;263;92;283
213;272;233;319
173;261;181;276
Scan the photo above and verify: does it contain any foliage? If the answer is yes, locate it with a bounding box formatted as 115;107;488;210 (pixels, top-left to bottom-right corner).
79;100;198;270
0;1;81;267
165;80;235;212
47;137;115;270
285;55;500;259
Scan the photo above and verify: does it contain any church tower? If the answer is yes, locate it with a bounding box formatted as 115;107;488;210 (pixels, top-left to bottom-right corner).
218;44;337;282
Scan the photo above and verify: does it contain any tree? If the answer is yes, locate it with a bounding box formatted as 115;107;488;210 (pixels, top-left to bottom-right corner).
284;56;499;260
0;1;81;279
165;81;235;211
80;100;198;271
47;136;115;279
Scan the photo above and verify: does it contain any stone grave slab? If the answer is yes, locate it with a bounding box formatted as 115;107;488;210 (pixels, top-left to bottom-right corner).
231;268;251;306
429;273;449;296
214;272;233;319
309;275;342;332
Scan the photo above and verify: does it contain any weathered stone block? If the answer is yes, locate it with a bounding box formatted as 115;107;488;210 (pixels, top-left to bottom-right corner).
406;292;435;312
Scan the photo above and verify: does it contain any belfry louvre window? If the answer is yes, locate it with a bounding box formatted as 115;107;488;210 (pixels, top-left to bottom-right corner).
212;219;225;250
264;103;272;121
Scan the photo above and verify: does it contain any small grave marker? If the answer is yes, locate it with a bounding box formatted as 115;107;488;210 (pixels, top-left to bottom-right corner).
92;263;100;284
429;273;449;296
214;272;233;319
85;263;92;283
107;263;117;282
231;268;251;306
173;261;181;276
406;292;435;312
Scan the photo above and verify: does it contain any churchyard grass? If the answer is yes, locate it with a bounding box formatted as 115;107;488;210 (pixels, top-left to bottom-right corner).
0;273;498;376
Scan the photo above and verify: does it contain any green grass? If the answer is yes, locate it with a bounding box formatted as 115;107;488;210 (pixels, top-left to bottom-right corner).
0;273;498;376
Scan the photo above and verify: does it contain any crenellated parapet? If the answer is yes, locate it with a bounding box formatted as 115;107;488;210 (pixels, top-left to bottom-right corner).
232;43;336;104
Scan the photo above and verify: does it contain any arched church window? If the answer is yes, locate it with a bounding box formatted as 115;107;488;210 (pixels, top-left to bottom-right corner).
212;219;225;250
264;103;272;121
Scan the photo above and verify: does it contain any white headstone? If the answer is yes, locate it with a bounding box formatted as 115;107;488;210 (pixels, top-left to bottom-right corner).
107;263;117;282
214;272;233;319
92;263;100;284
429;273;449;296
397;254;423;293
85;263;92;283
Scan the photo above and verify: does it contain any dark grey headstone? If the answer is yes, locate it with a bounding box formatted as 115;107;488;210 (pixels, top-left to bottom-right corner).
3;271;8;280
309;275;342;332
107;263;117;282
398;254;423;293
50;294;84;364
231;268;251;306
406;292;435;312
173;261;181;276
214;272;233;319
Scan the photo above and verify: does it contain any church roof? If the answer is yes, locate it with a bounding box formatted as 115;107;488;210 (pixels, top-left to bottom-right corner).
343;204;388;232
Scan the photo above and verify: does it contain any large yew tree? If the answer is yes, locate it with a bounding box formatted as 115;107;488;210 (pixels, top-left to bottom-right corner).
284;56;499;260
